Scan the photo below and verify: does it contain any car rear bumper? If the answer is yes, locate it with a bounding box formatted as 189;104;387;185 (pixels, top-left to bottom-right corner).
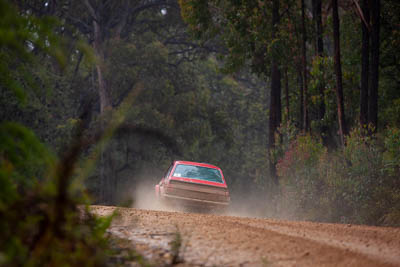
162;193;230;207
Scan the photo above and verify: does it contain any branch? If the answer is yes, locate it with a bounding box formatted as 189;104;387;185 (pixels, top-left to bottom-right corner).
113;1;131;39
83;0;98;21
113;80;139;108
352;0;370;31
66;15;92;33
131;0;175;17
129;0;178;25
73;52;84;79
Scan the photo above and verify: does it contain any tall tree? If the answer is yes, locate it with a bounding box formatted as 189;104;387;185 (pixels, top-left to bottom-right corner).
360;0;370;128
332;0;347;145
284;66;290;121
299;70;304;129
179;0;285;187
312;0;326;124
268;0;282;186
84;0;111;114
369;0;381;131
62;0;176;114
301;0;309;131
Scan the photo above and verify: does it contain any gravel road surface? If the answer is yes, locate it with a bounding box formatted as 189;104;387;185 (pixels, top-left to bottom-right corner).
90;206;400;267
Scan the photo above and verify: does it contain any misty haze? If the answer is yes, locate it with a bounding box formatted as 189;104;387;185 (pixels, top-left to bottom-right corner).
1;0;399;266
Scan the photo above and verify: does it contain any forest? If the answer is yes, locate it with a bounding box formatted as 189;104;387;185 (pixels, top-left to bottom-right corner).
0;0;399;265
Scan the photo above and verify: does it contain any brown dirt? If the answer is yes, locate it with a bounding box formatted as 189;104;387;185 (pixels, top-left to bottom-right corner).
90;205;400;267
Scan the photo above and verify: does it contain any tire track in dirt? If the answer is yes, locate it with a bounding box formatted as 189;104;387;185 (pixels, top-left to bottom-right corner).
226;217;400;266
90;206;400;267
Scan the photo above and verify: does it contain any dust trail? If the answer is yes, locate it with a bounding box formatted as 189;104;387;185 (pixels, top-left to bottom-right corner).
132;181;186;212
224;188;281;219
131;179;285;218
226;199;267;218
131;181;165;211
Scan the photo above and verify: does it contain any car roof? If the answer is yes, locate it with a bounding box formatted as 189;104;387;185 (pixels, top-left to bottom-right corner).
174;160;220;170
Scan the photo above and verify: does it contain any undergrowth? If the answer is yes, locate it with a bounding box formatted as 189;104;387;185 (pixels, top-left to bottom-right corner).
275;125;400;226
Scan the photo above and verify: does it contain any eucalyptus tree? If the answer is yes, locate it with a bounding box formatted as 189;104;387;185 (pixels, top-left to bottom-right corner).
63;0;181;114
19;0;183;115
359;0;370;128
368;0;381;131
332;0;347;145
179;0;295;187
312;0;325;123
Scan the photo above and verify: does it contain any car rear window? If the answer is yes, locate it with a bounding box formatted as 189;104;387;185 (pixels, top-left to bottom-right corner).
172;164;224;183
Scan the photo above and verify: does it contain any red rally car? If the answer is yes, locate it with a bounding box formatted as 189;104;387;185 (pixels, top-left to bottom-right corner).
155;161;230;209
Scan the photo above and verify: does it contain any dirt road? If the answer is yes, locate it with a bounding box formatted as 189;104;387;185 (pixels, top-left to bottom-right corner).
90;206;400;267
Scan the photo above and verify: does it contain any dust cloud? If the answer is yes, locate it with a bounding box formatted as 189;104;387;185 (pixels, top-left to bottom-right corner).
131;181;165;211
130;181;270;218
129;177;295;219
225;187;298;220
225;192;271;218
130;180;184;212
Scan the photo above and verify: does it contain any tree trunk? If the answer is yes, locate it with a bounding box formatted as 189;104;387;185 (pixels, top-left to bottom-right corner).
93;19;111;114
313;0;325;122
93;18;111;204
299;69;304;130
332;0;347;145
368;0;380;131
360;0;370;128
285;67;290;121
84;0;112;203
301;0;309;132
85;0;111;114
268;0;281;187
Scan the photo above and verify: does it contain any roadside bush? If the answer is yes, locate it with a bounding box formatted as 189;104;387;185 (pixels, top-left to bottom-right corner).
276;127;400;226
380;127;400;226
0;1;115;263
0;122;112;266
328;129;384;224
276;134;328;220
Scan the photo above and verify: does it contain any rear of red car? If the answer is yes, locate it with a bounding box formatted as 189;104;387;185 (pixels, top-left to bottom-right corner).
155;161;230;209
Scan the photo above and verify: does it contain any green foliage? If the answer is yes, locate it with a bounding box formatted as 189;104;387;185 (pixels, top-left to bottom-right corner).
309;56;336;133
0;122;115;266
170;228;183;264
0;1;132;265
179;0;281;75
0;0;66;101
276;128;400;226
272;121;299;163
383;127;400;176
276;134;328;220
1;0;399;231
